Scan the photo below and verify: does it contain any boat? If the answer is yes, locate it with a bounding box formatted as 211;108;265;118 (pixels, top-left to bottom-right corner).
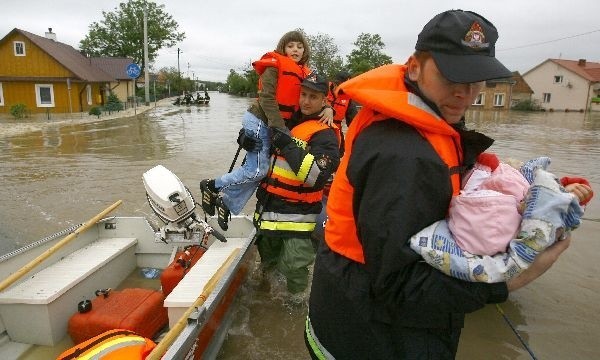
0;165;255;359
172;92;210;106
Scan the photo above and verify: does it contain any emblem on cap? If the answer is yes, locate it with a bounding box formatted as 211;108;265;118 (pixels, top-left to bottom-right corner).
461;22;489;49
306;72;318;83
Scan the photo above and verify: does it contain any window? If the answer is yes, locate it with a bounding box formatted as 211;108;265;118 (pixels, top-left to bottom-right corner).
86;85;92;105
35;84;55;107
13;41;25;56
493;93;505;107
0;83;4;106
554;75;563;84
543;93;551;103
473;92;485;106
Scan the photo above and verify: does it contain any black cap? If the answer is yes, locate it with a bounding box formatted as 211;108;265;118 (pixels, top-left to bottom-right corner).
415;10;512;83
301;72;328;94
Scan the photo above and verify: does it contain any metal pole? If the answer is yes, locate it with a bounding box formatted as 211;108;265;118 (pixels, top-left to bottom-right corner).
177;48;181;79
143;6;150;106
134;79;137;115
67;78;73;118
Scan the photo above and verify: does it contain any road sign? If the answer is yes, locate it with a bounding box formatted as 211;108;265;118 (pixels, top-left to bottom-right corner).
126;63;141;79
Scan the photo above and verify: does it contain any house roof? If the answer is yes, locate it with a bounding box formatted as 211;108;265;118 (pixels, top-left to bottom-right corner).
1;28;115;82
485;71;533;94
511;71;534;94
551;59;600;82
524;58;600;83
90;57;135;80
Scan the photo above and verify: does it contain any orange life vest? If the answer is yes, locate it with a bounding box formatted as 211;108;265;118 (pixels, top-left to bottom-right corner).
57;329;156;360
257;120;341;234
262;120;341;203
327;83;351;122
253;51;311;121
325;64;463;264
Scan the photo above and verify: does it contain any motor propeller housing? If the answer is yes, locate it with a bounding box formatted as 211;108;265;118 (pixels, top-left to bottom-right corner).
143;165;196;225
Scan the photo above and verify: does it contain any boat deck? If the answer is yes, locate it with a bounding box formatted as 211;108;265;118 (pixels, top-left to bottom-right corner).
14;267;162;359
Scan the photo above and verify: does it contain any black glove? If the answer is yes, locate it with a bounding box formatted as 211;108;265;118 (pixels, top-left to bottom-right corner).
237;129;263;152
270;127;293;153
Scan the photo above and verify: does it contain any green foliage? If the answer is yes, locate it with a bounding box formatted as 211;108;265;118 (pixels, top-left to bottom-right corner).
226;68;255;96
9;103;28;119
306;32;344;79
512;99;542;111
89;106;102;118
346;33;393;76
104;93;124;113
244;67;259;94
79;0;185;73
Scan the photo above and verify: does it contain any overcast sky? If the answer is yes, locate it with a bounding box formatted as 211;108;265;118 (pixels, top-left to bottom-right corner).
3;0;600;82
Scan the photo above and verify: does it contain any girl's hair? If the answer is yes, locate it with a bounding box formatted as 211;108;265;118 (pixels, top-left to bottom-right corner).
275;30;310;65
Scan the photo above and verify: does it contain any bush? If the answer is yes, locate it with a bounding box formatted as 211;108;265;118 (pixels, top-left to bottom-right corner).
512;99;542;111
89;106;102;118
9;103;28;119
104;93;124;113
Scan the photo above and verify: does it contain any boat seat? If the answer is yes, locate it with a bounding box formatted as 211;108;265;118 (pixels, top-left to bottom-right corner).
164;238;245;329
0;237;137;345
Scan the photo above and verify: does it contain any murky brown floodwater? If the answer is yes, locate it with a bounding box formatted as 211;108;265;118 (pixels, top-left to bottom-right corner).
1;92;599;359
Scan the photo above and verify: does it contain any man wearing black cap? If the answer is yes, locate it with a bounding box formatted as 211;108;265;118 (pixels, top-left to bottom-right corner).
306;10;572;358
254;73;341;294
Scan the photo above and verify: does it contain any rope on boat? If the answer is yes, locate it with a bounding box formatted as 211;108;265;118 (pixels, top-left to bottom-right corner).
0;223;83;263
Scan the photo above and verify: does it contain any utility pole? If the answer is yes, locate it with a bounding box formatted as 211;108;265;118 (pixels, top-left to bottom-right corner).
177;48;181;78
143;5;150;106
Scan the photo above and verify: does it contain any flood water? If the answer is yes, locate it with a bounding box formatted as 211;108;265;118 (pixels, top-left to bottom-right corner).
1;92;599;359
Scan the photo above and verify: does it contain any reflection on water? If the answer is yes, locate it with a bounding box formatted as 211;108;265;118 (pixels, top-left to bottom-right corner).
1;96;599;359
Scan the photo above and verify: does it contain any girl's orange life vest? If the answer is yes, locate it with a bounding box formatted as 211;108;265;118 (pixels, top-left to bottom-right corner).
325;64;463;264
253;51;311;122
262;120;341;204
57;329;156;360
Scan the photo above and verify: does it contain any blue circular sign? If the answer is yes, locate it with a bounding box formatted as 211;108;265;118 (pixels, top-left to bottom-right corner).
126;63;141;79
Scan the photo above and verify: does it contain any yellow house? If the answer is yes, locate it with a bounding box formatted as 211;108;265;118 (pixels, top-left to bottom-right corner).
0;28;116;116
90;57;136;107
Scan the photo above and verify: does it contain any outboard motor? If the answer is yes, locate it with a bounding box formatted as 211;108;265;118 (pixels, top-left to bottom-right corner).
143;165;226;242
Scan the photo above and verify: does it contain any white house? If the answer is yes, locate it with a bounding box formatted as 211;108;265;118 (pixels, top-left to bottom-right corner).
523;59;600;112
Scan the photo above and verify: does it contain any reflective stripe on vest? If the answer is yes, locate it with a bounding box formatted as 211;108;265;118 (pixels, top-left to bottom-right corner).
57;329;156;360
254;211;317;232
305;315;336;360
253;52;310;121
324;64;463;264
78;337;147;360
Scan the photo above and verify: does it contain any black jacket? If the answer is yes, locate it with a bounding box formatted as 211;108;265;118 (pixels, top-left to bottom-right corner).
256;109;340;231
309;119;507;359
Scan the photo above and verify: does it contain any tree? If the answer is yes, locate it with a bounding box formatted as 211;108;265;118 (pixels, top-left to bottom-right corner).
79;0;185;73
104;92;124;113
306;32;345;79
346;33;392;76
226;69;251;96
